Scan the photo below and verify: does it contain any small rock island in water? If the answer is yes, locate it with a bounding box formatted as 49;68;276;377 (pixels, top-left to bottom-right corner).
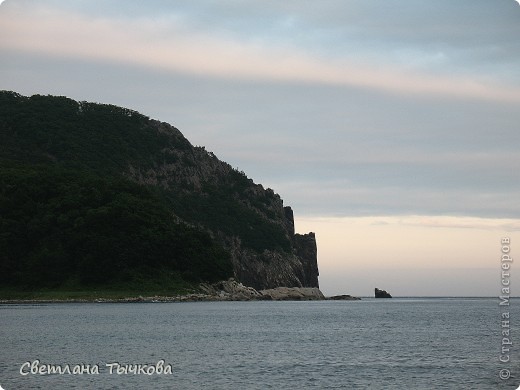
375;288;392;298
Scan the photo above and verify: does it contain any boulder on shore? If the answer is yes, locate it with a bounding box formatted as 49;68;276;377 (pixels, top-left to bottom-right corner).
259;287;325;301
199;278;325;301
199;278;262;301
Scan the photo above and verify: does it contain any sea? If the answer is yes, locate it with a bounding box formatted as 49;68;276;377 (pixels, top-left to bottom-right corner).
0;298;518;389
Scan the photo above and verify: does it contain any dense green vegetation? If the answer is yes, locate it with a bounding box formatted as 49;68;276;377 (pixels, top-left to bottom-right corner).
0;91;292;296
0;164;232;290
0;91;190;173
171;186;291;253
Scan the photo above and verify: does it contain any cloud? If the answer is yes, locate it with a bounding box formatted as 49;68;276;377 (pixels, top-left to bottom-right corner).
1;1;518;221
1;4;520;103
271;178;520;219
394;215;520;231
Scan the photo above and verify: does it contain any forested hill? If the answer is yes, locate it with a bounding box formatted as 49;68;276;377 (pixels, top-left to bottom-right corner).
0;91;318;295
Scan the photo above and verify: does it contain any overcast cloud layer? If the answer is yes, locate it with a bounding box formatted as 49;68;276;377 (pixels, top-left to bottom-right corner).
1;0;519;220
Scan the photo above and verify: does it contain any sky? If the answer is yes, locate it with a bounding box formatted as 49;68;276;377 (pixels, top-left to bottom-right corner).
1;0;519;296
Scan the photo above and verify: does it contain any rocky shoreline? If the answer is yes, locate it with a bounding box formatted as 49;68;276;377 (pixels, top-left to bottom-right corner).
0;279;361;303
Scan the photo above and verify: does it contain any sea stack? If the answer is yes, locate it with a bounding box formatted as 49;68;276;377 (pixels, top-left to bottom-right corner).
375;288;392;298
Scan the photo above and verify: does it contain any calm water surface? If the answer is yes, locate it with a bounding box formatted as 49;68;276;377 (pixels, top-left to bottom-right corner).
0;298;518;389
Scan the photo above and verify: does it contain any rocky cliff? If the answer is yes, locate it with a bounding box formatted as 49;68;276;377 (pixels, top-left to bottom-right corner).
0;91;319;291
128;120;320;290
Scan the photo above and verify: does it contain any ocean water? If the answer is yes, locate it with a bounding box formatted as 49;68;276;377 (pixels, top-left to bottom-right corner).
0;298;518;389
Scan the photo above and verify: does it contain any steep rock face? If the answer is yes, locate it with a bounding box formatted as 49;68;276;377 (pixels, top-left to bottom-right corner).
227;239;309;290
215;208;319;290
294;232;319;288
283;206;295;236
126;120;320;290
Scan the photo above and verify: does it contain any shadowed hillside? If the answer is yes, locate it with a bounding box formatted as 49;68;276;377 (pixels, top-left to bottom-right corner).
0;91;318;295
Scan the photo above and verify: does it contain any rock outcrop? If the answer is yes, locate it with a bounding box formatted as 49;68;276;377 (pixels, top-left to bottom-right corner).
199;278;263;301
375;288;392;298
199;279;324;301
294;232;319;288
226;208;319;290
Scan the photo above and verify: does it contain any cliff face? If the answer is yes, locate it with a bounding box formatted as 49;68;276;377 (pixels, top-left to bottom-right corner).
294;232;319;288
222;209;319;290
128;120;320;289
0;91;319;290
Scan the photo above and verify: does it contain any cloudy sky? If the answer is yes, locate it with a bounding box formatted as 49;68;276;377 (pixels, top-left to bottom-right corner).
1;0;519;296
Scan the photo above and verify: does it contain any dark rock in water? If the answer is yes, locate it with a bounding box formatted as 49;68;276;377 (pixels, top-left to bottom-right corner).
375;288;392;298
326;295;361;301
